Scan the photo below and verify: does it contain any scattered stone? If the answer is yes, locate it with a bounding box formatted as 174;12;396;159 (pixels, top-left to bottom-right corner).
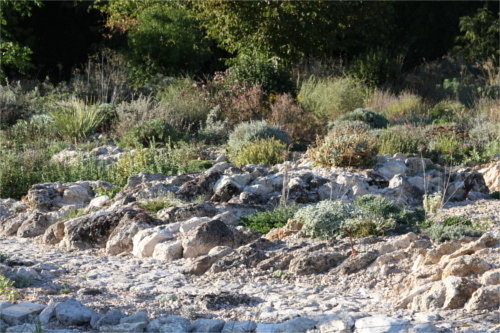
1;302;46;326
55;298;97;326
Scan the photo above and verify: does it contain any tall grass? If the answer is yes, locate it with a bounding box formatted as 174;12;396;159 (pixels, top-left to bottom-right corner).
298;75;367;122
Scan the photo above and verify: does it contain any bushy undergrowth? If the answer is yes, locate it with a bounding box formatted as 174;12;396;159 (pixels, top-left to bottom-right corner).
122;119;180;148
232;138;288;166
376;125;428;156
299;75;366;122
307;122;377;167
331;108;389;129
240;204;300;234
227;120;289;155
424;223;483;243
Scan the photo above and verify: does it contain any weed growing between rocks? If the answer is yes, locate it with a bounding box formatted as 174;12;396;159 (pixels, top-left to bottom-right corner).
0;275;19;302
232;138;289;167
240;204;300;234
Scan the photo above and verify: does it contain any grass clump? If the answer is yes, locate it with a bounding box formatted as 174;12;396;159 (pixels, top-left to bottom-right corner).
240;204;300;234
51;98;108;143
227;120;289;156
0;275;19;302
376;125;428;156
137;192;182;213
424;223;483;243
232;138;288;166
306;122;378;167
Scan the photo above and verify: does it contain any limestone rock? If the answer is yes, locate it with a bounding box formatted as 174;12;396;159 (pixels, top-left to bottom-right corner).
355;315;411;333
146;316;191;333
442;276;479;310
442;255;491;279
330;251;378;276
479;160;500;192
464;285;500;311
289;250;346;275
222;321;257;333
153;241;183;261
182;246;233;275
55;298;98;326
191;318;225;333
182;220;234;258
91;309;125;330
42;222;65;245
178;170;222;201
159;202;217;222
16;212;51;238
132;227;174;258
480;268;500;285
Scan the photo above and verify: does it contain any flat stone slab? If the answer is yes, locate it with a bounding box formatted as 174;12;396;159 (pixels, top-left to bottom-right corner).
2;302;46;326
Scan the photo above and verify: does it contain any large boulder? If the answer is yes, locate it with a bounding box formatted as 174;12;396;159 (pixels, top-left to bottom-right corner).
178;170;222;201
442;255;491;279
182;220;234;258
464;285;500;311
479;161;500;192
132;227;174;258
442;276;480;310
106;210;162;255
16;212;51;238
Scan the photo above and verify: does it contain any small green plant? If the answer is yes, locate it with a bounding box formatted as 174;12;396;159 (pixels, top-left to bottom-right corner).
60;282;71;294
306;122;378;167
376;125;429;156
9;274;32;288
240;204;300;234
384;92;423;120
92;185;121;199
424;223;483;243
232;138;289;166
490;191;500;200
0;274;19;302
423;192;444;217
331;108;389;129
271;270;289;280
137;192;182;213
198;105;231;144
227;120;289;155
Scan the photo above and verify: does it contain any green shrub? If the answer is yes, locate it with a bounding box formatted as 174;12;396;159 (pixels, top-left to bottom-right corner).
227;120;289;155
138;193;181;213
331;108;389;129
306;122;378;167
349;48;403;87
340;214;396;238
240;204;300;234
2;114;56;144
376;125;429;156
157;77;212;132
51;99;108;143
429;100;466;124
294;200;372;240
353;194;425;233
442;216;473;227
384;92;423;121
424;223;483;243
227;53;295;94
198;105;231;145
299;75;367;122
123;119;180;148
490;191;500;200
232;138;288;166
0;275;19;302
9;274;32;288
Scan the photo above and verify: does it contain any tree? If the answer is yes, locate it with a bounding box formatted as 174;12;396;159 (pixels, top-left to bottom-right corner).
0;0;42;79
454;6;500;62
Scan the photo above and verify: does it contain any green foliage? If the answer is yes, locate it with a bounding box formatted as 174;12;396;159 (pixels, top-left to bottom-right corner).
353;194;425;233
240;204;300;234
156;77;212;133
331;108;389;129
123;119;180;148
384;92;423;121
423;192;443;216
0;275;19;302
490;191;500;200
424;223;483;243
376;125;428;155
294;200;372;240
227;120;289;155
306;122;378;167
298;75;367;122
454;6;500;62
272;270;289;280
232;138;288;167
340;214;396;238
9;274;32;288
198;105;231;145
125;4;210;83
349;48;403;87
442;216;473;227
51;99;108;143
92;186;121;199
227;53;295;94
137;192;182;213
429;100;467;124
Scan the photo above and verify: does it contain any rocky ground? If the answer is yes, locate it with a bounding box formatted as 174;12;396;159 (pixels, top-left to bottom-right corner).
0;151;499;333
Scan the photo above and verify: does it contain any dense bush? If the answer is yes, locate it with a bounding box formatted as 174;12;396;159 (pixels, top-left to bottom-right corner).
294;200;393;239
227;53;296;94
424;223;483;243
232;138;288;166
384;92;423;121
330;108;389;129
240;204;300;234
198;105;231;145
299;75;367;122
227;120;289;155
376;125;429;156
349;48;403;87
122;119;180;148
306;122;378;167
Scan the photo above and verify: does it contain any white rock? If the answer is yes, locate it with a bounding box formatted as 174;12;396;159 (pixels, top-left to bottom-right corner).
153;241;183;261
132;229;174;258
355;315;411;333
179;217;211;234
